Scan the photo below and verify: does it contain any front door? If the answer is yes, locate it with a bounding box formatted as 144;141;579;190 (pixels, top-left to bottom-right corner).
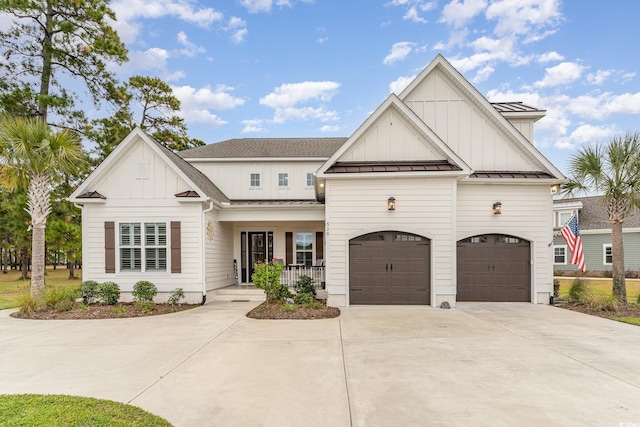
241;231;273;282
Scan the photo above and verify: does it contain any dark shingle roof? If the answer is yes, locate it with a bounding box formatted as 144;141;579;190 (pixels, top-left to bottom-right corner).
325;161;462;174
150;137;230;203
178;137;347;159
558;196;640;229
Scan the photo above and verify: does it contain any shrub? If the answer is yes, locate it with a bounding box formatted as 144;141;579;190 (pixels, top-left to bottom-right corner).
553;278;560;298
281;303;296;312
294;275;316;297
294;292;315;305
568;278;589;302
168;288;185;306
81;280;100;304
111;306;127;314
626;270;639;279
54;299;75;312
132;281;157;302
582;293;620;312
603;270;613;278
16;293;40;315
252;262;291;303
45;286;80;308
97;282;120;305
134;301;155;314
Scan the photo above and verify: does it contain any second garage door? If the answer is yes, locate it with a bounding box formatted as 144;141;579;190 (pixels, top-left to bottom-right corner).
457;234;531;302
349;231;430;305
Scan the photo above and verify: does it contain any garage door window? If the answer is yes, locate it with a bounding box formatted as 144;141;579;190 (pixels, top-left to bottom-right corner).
395;233;423;241
460;236;487;244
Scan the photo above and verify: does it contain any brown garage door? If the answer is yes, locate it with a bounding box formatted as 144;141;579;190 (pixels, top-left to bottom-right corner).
457;234;530;302
349;231;430;305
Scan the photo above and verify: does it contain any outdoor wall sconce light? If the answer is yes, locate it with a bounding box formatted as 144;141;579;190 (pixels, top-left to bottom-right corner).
493;201;502;215
388;197;396;211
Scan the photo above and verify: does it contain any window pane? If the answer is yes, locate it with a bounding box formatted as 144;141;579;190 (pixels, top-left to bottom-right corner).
278;173;288;186
120;223;141;246
306;173;313;186
146;248;167;271
296;233;312;250
250;173;260;187
120;248;141;271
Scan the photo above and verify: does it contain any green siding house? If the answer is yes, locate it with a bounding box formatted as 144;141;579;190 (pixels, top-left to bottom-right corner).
553;196;640;274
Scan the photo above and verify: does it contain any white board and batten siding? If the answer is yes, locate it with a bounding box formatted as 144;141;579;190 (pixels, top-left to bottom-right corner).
191;161;324;200
324;177;456;307
456;183;555;302
80;137;207;303
402;68;543;172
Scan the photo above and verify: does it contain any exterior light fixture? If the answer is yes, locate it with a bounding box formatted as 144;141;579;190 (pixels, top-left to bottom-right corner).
388;197;396;211
493;202;502;215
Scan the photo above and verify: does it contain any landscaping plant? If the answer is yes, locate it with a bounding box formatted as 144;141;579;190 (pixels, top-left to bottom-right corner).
168;288;185;306
132;280;157;302
294;275;316;297
81;280;100;304
97;281;120;305
251;261;290;303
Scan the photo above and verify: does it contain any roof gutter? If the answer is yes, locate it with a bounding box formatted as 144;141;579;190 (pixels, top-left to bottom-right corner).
201;198;214;305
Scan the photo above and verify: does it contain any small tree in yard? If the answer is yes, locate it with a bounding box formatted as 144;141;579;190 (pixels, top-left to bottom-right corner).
563;132;640;303
251;262;289;303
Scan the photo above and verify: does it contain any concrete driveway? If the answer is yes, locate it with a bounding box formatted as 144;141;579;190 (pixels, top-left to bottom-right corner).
1;302;639;427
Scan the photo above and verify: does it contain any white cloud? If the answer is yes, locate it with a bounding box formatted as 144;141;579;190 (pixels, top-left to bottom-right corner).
389;75;416;94
260;81;341;124
239;0;310;13
471;65;494;83
383;42;415;65
176;31;205;57
538;51;564;63
554;124;620;150
485;0;562;37
0;12;15;32
242;119;267;133
587;69;612;85
172;84;245;127
440;0;487;28
110;0;222;44
404;7;427;23
225;17;248;44
119;48;170;73
320;124;341;132
534;62;584;88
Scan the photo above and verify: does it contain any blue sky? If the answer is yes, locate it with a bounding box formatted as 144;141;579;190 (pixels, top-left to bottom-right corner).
10;1;640;174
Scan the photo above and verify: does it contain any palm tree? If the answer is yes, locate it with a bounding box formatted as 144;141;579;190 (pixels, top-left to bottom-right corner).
564;132;640;303
0;114;86;300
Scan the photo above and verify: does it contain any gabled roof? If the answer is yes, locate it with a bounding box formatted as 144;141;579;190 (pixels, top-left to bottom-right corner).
399;54;564;181
555;196;640;230
317;93;471;177
68;128;229;204
178;137;347;159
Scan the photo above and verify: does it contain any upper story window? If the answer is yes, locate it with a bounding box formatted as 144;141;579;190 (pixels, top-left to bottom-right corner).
119;222;167;272
306;173;314;187
278;173;289;187
250;173;261;187
554;210;576;228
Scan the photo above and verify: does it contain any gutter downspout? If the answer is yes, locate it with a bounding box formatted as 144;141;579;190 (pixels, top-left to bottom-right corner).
201;199;215;305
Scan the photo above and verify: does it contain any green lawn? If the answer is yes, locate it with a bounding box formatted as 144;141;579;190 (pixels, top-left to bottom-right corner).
556;277;640;302
0;267;81;310
0;394;171;426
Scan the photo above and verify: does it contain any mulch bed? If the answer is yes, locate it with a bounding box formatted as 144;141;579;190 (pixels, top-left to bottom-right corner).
247;301;340;320
11;303;198;320
556;301;640;320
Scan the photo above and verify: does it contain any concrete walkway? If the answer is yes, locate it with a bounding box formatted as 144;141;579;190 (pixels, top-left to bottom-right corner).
1;302;640;426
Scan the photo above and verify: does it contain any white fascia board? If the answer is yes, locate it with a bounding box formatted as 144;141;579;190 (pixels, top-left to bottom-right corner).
500;111;546;122
321;170;470;180
460;177;563;185
553;200;584;210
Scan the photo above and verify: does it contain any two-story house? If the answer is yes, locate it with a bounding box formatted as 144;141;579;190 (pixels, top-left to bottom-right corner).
69;55;564;307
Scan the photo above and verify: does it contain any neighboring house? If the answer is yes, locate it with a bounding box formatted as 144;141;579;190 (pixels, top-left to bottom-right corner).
552;196;640;273
69;55;564;306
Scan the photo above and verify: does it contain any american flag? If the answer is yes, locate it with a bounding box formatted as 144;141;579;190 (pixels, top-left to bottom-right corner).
560;214;586;272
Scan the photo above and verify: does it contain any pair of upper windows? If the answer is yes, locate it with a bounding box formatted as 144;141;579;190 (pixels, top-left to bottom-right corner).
250;173;314;188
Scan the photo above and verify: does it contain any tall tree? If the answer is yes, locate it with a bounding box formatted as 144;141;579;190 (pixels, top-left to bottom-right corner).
0;114;87;299
563;132;640;303
87;75;204;160
0;0;128;126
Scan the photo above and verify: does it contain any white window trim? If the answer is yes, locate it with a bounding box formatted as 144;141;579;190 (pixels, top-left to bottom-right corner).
603;243;613;266
553;244;567;265
117;221;169;273
295;231;313;267
305;172;314;188
278;172;289;188
249;172;262;189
